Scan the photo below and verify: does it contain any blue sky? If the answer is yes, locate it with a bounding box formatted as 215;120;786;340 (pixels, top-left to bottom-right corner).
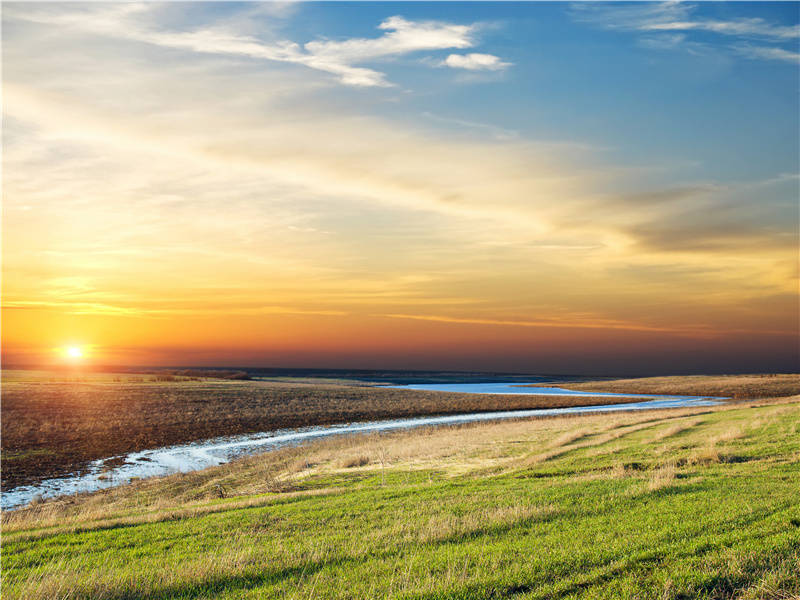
3;2;799;372
283;1;799;182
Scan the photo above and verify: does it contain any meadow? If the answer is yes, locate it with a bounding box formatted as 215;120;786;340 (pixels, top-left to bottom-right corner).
2;393;799;599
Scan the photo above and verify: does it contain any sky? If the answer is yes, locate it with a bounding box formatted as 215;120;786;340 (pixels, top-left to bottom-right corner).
2;1;798;375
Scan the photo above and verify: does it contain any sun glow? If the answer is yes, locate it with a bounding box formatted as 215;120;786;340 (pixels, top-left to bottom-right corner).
65;346;84;359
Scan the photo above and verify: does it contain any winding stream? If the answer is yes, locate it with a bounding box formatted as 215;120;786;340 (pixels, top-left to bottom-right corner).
1;384;725;510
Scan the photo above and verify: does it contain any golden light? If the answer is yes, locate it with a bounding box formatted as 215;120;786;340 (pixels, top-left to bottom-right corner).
65;346;84;359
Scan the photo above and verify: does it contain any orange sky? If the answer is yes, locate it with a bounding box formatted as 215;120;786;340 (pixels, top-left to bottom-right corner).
2;3;798;374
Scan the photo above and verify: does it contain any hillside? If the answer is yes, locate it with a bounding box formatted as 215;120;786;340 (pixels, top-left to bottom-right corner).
3;397;799;599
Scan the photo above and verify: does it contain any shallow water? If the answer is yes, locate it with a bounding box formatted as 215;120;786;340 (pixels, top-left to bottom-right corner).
384;382;688;398
1;384;725;510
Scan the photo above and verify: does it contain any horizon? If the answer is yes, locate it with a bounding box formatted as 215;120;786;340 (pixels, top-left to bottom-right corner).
3;2;799;374
3;363;796;380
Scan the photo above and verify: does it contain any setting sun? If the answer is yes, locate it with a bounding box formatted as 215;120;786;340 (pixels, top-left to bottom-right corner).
65;346;84;359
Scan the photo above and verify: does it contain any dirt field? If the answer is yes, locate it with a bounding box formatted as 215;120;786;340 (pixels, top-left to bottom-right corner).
561;374;800;399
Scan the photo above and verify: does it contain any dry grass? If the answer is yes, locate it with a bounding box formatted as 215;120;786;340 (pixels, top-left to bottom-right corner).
687;445;723;465
564;373;800;400
2;487;347;543
650;418;704;441
372;503;559;546
647;462;678;491
340;455;371;468
711;428;744;444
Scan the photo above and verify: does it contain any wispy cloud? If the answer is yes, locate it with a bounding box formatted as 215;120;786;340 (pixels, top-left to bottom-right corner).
637;33;687;51
639;17;799;40
572;1;799;63
421;112;518;141
378;312;793;338
573;2;798;40
2;300;348;318
734;44;800;64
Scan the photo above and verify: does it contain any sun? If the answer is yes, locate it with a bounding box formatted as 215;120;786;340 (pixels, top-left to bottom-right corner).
65;346;84;359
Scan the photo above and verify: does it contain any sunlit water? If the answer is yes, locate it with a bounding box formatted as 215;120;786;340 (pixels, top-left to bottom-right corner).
1;384;725;510
384;382;698;397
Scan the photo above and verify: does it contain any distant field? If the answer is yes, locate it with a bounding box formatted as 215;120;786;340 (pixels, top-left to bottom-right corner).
3;398;799;599
2;370;643;489
561;374;800;399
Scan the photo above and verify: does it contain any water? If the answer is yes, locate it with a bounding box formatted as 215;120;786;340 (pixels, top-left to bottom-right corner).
1;384;725;510
384;382;691;398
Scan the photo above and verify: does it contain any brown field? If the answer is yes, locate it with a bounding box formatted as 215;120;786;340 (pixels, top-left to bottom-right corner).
559;373;800;399
2;371;641;489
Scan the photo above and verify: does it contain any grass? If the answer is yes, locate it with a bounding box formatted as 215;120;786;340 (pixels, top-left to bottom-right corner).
3;396;799;599
2;369;652;489
562;374;800;399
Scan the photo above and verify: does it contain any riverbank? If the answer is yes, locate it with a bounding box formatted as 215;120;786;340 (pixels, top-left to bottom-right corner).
3;397;799;599
2;395;723;510
0;370;648;490
3;371;795;491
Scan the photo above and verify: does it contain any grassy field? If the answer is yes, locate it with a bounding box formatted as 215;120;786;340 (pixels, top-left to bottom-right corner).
562;374;800;400
3;395;799;599
2;370;650;489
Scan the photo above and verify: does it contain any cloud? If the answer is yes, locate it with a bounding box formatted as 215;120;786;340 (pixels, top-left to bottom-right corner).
639;18;799;40
379;312;716;336
629;221;797;254
3;2;796;359
421;112;518;141
443;53;511;71
573;2;798;40
306;16;474;61
734;44;800;64
619;176;799;255
4;6;505;88
572;1;799;63
609;184;722;208
637;33;687;50
570;2;692;33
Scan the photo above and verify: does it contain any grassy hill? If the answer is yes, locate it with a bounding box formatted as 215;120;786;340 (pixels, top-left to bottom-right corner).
3;396;799;599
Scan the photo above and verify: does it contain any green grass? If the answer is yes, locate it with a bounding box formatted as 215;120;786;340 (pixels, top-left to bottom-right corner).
3;400;799;599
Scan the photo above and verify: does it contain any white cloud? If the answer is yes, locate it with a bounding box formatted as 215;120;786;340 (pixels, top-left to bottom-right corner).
443;53;511;71
572;1;799;65
573;2;798;40
306;16;474;61
639;18;799;40
734;44;800;64
3;6;506;88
